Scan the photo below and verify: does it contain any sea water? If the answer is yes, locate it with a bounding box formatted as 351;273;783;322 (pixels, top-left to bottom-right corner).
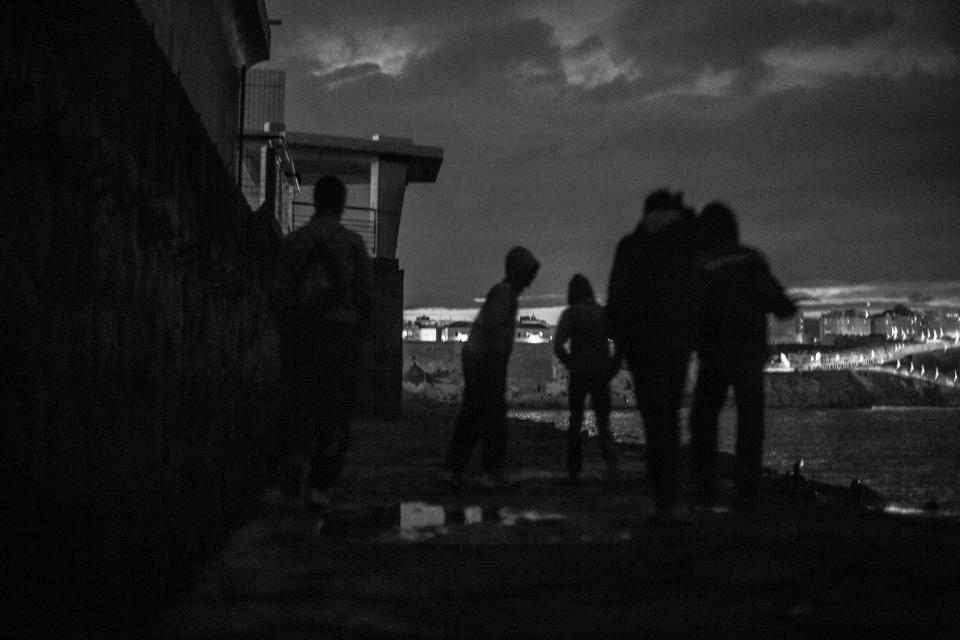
509;406;960;516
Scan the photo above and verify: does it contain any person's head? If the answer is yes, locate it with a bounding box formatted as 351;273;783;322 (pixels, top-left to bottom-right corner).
644;188;685;215
505;246;540;292
641;188;688;232
567;273;595;305
313;175;347;219
698;201;739;249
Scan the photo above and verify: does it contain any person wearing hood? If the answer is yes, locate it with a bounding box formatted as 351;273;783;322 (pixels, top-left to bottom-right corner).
689;202;796;512
273;175;374;512
607;188;700;522
553;274;622;484
442;246;540;488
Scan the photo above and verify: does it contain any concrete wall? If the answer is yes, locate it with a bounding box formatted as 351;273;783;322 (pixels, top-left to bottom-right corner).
359;258;405;416
1;2;279;634
133;0;269;171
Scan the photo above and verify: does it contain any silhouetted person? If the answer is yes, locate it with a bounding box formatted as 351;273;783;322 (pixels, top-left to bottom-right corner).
442;247;540;488
553;274;622;484
688;202;796;511
274;175;373;510
608;189;700;522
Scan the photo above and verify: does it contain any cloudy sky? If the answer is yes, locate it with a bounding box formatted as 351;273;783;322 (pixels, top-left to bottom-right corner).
262;0;959;310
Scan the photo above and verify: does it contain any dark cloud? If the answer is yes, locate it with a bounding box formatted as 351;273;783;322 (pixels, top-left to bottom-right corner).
264;0;959;307
607;1;898;90
266;0;543;47
400;18;565;94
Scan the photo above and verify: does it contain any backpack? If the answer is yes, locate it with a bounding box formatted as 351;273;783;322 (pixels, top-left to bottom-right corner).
267;225;347;324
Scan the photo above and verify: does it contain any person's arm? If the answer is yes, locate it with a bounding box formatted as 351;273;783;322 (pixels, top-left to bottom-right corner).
606;237;631;345
601;306;623;379
608;343;623;380
756;256;797;319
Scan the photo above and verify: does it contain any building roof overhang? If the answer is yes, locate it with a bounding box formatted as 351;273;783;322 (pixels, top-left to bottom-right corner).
215;0;271;67
286;132;444;184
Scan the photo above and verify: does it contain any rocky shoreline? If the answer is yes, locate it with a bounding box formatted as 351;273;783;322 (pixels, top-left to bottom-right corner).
404;368;960;409
403;342;960;409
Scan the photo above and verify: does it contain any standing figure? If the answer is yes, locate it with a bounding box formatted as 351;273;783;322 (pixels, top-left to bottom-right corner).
442;247;540;488
273;175;373;510
689;202;796;511
608;189;700;521
553;274;622;484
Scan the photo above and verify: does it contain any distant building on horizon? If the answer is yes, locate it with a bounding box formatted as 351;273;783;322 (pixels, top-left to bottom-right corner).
870;304;922;339
820;308;872;344
768;313;804;344
401;314;555;343
516;315;553;344
403;315;441;342
921;308;960;336
441;320;472;343
801;314;821;344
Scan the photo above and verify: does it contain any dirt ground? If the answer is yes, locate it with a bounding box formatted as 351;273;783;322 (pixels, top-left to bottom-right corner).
154;403;960;639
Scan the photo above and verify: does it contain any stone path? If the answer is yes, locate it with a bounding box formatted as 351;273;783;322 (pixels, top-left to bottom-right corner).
153;409;960;638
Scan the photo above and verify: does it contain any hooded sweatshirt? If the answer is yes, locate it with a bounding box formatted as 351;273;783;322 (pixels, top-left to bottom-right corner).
607;214;700;353
695;206;796;366
554;274;619;378
463;246;540;368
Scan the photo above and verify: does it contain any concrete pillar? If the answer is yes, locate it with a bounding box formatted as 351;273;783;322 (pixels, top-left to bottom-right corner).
357;258;404;416
369;158;407;258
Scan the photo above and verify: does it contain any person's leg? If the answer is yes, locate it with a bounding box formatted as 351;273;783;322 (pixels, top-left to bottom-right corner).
444;355;486;473
590;377;619;478
308;326;358;492
632;350;690;515
277;323;321;498
688;356;728;505
480;365;508;475
731;363;766;510
566;375;587;479
637;399;669;508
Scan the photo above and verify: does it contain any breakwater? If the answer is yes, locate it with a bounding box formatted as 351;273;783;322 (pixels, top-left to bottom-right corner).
404;342;960;408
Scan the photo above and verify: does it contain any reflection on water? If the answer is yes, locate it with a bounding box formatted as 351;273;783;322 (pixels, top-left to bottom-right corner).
510;407;960;515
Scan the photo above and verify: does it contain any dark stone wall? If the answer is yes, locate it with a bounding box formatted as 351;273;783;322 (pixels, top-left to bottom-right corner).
1;2;280;635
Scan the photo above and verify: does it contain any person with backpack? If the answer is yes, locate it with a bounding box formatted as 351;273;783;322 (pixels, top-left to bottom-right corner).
553;274;622;484
273;175;373;511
